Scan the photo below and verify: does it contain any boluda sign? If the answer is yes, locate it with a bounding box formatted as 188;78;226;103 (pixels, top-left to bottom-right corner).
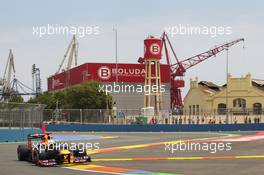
88;63;170;83
48;63;170;91
97;66;146;80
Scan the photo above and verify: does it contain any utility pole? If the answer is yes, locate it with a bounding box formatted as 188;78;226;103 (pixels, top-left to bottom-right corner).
225;48;229;124
113;27;118;82
113;26;118;108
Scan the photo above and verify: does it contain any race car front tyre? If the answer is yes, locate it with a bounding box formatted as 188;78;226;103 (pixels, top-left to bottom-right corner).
55;154;64;165
87;156;92;162
73;149;87;157
33;150;48;165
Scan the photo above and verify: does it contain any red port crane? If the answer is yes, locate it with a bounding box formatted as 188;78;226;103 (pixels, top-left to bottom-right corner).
139;32;245;110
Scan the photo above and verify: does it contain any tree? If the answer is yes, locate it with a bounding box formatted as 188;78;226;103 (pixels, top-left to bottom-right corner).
28;81;112;109
9;95;24;103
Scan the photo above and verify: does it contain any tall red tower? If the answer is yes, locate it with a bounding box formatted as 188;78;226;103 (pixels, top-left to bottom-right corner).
143;36;163;115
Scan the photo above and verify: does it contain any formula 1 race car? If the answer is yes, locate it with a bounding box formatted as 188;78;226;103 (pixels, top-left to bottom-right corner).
17;133;91;166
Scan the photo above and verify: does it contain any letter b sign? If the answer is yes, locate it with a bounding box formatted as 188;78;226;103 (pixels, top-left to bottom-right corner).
144;38;162;60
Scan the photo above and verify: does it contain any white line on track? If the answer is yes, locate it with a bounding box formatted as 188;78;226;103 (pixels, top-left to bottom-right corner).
64;167;125;175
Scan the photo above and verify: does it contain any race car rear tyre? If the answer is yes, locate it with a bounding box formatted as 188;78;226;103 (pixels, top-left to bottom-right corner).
17;145;29;161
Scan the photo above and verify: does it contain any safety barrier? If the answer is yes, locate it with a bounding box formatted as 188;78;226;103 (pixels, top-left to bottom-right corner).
46;123;264;132
0;128;41;142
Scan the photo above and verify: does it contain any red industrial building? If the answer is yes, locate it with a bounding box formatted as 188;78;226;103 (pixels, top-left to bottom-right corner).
48;63;171;109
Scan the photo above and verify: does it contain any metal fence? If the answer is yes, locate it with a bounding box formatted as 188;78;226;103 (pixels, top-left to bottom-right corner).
181;108;263;124
0;104;263;128
43;108;264;125
43;109;141;124
0;102;46;129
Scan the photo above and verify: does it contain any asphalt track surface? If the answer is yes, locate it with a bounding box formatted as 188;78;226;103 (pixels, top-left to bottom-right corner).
0;131;264;175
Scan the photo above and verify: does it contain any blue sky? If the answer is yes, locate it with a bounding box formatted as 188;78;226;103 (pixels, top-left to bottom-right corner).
0;0;263;97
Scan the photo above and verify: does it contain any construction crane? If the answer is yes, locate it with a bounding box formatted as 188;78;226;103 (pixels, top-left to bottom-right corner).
162;33;245;110
56;35;78;74
0;50;39;102
0;50;15;101
138;32;245;111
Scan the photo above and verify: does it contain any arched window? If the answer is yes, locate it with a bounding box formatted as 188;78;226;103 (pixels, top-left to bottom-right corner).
253;103;262;115
218;103;226;115
233;98;246;108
